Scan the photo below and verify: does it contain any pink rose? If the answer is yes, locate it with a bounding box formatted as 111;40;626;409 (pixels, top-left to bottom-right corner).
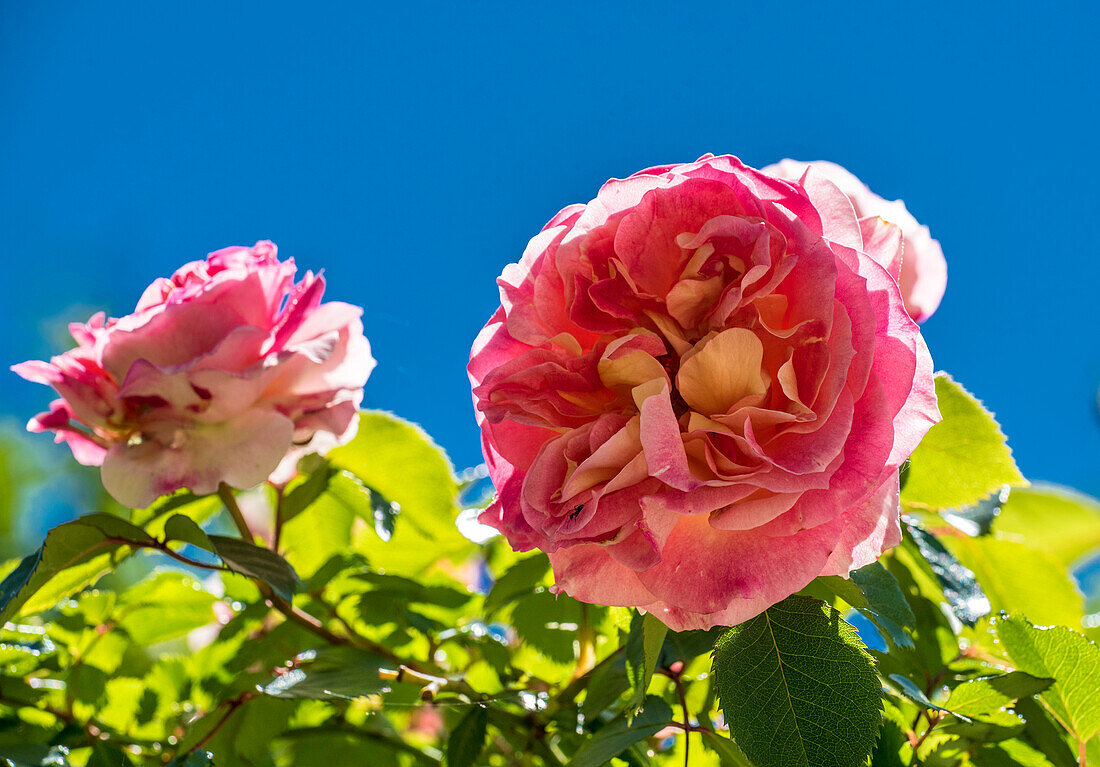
763;159;947;322
13;241;374;508
470;155;939;631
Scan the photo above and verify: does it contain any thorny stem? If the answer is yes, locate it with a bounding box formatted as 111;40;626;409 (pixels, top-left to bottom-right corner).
218;482;253;539
660;667;693;767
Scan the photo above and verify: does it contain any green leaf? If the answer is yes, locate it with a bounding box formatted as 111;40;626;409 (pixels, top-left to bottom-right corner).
568;696;674;767
1014;697;1079;767
904;520;991;625
446;704;489;767
581;653;631;718
163;514;214;551
279;489;355;578
261;647;389;700
166;753;213;767
625;611;668;709
0;746;71;767
207;535;300;602
851;563;915;629
484;553;550;614
995;483;1100;567
701;730;754;767
712;595;882;767
946;537;1084;628
946;672;1053;717
0;514;153;621
996;616;1100;740
114;571;217;645
887;674;964;720
327;411;471;574
971;740;1059;767
902;374;1025;510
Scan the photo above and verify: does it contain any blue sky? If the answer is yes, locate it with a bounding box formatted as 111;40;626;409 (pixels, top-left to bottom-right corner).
2;2;1098;516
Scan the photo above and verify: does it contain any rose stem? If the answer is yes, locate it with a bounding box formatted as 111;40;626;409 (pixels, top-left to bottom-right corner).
217;482;254;540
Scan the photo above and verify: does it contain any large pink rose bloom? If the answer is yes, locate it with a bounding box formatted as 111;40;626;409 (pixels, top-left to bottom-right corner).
13;241;374;508
763;159;947;322
470;155;939;631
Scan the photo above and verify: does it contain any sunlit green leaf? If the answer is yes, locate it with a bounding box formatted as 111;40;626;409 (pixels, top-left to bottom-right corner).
947;537;1084;628
115;571;217;645
625;611;667;710
946;672;1053;717
902;374;1025;510
0;514;153;621
996;616;1100;740
329;411;471;573
995;484;1100;568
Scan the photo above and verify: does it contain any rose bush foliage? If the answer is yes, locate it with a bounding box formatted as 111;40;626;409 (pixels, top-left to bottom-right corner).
2;173;1098;767
471;155;939;629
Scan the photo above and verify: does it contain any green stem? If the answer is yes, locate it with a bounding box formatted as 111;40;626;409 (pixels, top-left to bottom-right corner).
218;482;253;540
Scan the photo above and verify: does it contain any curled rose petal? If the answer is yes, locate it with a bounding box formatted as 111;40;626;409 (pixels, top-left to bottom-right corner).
470;155;940;630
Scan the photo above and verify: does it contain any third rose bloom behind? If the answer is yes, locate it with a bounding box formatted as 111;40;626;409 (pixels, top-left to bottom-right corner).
470;155;942;630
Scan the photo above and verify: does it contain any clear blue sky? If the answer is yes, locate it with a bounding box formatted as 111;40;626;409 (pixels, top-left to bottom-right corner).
3;2;1098;513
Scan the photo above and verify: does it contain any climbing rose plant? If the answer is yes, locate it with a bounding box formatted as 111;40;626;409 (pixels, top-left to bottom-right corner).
2;161;1099;767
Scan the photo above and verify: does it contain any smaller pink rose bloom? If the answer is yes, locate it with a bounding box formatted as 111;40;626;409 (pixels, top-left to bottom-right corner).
763;159;947;322
13;241;374;508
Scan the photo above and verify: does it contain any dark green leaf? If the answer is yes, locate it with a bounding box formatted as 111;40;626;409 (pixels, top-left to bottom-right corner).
446;704;488;767
568;696;673;767
901;373;1025;510
0;746;71;767
849;562;917;649
581;653;631;718
701;730;754;766
85;743;133;767
887;674;965;720
261;647;389;700
165;753;213;767
354;572;471;608
869;720;908;767
996;616;1100;740
162;514;213;551
904;520;990;625
208;535;300;602
0;514;153;621
1014;697;1079;767
713;595;882;767
940;487;1009;537
851;563;915;629
483;553;550;614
